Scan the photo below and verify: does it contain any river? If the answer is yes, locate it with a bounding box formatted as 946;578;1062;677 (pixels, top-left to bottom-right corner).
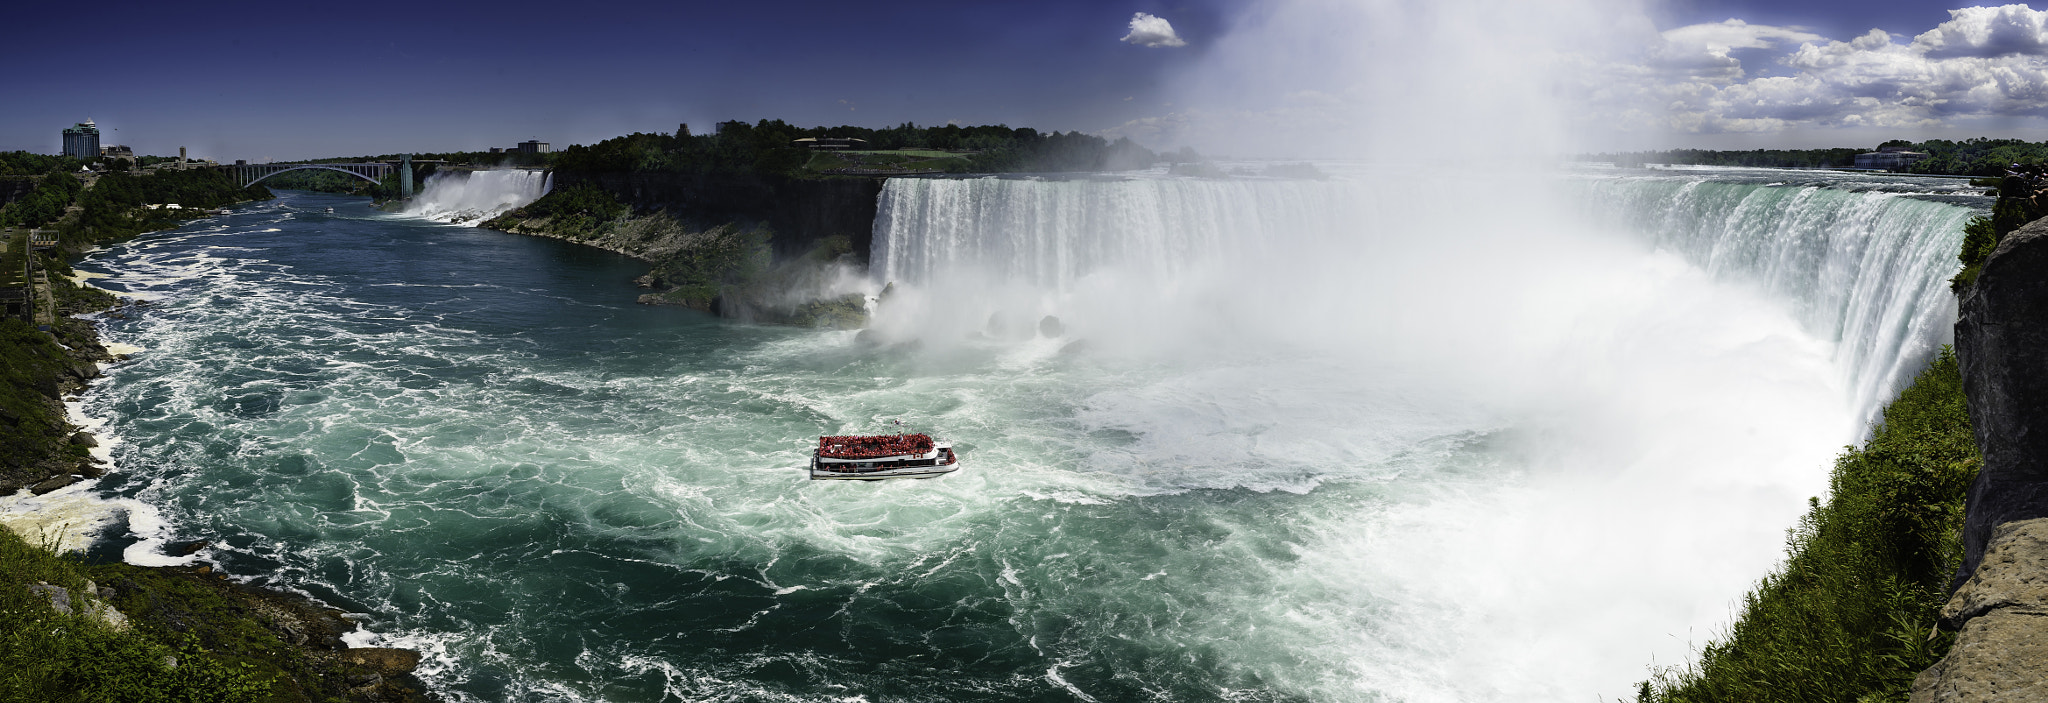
56;166;1982;701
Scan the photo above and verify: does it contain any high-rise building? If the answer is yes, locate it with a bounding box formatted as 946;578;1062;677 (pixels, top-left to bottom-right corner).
61;120;100;159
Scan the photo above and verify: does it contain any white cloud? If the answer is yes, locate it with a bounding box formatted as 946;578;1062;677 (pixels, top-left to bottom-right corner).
1571;5;2048;136
1122;12;1187;48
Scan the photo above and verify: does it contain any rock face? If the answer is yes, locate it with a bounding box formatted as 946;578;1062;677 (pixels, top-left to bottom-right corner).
1952;217;2048;587
1912;518;2048;702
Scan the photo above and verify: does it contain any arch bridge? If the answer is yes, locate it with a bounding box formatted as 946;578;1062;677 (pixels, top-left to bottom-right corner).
221;162;393;188
216;155;436;198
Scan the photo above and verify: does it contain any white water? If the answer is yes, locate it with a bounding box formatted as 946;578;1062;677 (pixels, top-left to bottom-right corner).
401;169;551;225
868;165;1978;699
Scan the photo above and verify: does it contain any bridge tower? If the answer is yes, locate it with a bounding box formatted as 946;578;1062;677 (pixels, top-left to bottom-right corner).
400;154;413;200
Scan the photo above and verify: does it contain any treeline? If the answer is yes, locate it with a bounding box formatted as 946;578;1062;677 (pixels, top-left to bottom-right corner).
1583;148;1863;169
0;152;84;177
1587;138;2048;176
554;120;1157;176
68;170;270;243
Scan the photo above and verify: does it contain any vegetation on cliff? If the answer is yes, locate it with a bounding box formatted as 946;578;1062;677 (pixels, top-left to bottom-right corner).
68;170;272;244
1953;168;2045;290
2;524;433;702
1638;349;1979;703
0;171;84;228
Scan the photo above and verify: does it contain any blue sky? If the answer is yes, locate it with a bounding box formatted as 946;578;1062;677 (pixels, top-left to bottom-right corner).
2;1;2043;159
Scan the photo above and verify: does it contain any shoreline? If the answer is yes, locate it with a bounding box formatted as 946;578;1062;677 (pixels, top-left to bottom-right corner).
0;199;437;702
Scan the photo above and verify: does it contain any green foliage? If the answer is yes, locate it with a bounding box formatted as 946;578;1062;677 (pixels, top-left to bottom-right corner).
1951;174;2045;290
68;170;271;244
0;527;273;702
1639;349;1979;703
0;151;84;177
0;172;84;228
0;318;77;481
510;184;629;233
552;119;1156;178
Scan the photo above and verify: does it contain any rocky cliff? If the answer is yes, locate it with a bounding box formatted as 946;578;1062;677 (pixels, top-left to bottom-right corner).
550;171;883;260
1916;215;2048;700
1951;216;2048;586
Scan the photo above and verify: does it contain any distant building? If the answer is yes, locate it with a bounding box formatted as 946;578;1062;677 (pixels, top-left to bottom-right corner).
792;137;868;150
61;120;100;159
489;147;506;154
100;145;134;160
1855;145;1930;171
516;140;550;154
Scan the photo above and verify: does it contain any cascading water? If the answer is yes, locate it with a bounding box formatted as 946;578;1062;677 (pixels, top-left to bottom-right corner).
40;164;1984;702
1572;168;1980;423
401;169;552;225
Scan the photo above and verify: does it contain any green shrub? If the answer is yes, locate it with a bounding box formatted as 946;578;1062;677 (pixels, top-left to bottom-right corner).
0;527;273;702
1639;348;1978;703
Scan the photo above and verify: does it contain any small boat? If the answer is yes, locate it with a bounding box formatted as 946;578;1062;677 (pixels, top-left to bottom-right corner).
324;207;335;213
811;433;960;480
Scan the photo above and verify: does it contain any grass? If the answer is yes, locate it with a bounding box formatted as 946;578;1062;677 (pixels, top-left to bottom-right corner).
0;526;274;702
1638;348;1979;703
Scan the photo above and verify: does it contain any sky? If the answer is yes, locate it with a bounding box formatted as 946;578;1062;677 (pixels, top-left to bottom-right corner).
3;1;2047;159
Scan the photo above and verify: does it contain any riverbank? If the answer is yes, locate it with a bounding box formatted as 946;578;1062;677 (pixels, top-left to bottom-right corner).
1;192;434;701
481;184;870;327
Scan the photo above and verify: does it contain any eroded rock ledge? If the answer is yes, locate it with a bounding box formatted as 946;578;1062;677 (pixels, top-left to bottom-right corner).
1912;518;2048;702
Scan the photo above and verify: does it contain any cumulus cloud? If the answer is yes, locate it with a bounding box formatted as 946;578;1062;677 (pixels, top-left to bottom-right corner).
1574;4;2048;135
1122;12;1187;48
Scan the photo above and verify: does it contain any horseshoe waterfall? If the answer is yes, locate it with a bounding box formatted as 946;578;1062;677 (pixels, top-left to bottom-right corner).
48;166;1978;702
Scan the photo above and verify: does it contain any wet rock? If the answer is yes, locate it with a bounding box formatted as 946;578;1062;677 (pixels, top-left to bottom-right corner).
984;312;1008;339
1059;339;1091;356
1038;315;1064;338
69;432;96;447
174;540;210;556
29;474;78;495
853;329;881;347
339;648;422;674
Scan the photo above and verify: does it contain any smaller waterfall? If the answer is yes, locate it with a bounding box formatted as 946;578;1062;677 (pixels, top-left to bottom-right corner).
402;169;551;225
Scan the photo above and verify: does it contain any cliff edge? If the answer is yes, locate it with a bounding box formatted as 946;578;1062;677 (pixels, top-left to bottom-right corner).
1951;216;2048;585
1915;215;2048;701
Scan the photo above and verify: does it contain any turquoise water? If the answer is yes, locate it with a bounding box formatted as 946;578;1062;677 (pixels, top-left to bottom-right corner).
72;171;1977;701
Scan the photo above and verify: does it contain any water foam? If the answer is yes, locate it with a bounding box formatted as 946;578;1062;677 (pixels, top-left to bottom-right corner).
401;170;551;225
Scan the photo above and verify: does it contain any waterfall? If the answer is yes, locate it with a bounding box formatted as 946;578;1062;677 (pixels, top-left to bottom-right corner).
401;169;552;226
1573;172;1977;421
871;169;1979;423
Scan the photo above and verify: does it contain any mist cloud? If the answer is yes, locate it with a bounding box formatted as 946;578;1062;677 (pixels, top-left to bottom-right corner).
1122;12;1187;48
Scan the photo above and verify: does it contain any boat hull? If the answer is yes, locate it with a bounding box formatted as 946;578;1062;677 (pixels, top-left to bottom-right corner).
809;464;961;480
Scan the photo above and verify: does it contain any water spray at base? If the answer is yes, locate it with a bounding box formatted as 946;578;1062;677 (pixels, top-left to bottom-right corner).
401;169;551;225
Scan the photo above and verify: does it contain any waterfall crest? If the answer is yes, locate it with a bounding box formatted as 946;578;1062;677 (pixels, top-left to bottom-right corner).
872;169;1979;421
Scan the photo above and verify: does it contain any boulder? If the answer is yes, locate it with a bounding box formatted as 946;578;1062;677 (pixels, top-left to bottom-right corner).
339;648;421;674
69;432;96;447
29;474;78;495
1039;315;1064;338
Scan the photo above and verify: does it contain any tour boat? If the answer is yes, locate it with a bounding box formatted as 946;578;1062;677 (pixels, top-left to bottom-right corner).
811;433;960;480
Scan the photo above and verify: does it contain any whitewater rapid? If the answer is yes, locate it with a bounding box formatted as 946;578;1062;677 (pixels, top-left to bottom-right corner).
50;167;1980;702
